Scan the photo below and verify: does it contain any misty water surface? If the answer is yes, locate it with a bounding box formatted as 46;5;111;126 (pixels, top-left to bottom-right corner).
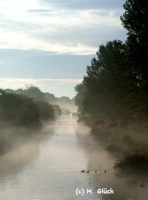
0;115;147;200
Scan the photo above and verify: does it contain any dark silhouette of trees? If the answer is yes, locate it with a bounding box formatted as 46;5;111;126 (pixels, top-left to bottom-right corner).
75;0;148;125
0;87;62;153
24;85;46;102
0;89;41;129
120;0;148;121
75;40;127;122
0;85;62;129
36;101;54;121
75;81;86;114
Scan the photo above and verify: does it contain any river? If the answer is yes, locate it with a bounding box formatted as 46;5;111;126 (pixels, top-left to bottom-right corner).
0;115;147;200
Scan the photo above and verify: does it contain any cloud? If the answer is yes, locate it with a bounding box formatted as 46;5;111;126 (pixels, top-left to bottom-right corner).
0;78;82;84
0;49;94;81
0;0;127;97
39;0;125;10
0;60;5;65
0;78;82;97
0;30;97;54
0;0;126;55
0;9;126;54
28;9;54;13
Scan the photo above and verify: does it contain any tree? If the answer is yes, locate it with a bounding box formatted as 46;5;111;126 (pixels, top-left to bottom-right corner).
24;85;46;102
45;93;56;102
35;101;55;121
75;40;127;122
75;81;86;114
0;91;41;129
75;0;148;124
121;0;148;120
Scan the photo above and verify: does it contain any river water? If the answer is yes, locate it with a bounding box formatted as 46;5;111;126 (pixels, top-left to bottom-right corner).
0;115;147;200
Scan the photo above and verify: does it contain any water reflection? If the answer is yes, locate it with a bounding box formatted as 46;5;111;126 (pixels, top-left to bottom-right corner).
0;115;147;200
76;131;148;200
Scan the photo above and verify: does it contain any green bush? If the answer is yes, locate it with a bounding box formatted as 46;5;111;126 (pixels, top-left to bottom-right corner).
52;105;62;117
35;101;55;121
0;89;41;129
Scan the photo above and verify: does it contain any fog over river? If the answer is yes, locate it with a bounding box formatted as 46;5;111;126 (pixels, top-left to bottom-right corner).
0;115;147;200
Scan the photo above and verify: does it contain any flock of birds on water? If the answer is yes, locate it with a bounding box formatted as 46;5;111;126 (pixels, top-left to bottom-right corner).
80;169;147;188
80;169;107;173
56;132;147;188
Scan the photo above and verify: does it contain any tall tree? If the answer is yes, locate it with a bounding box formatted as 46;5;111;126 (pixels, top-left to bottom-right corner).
75;81;86;114
121;0;148;120
75;40;126;122
24;85;46;102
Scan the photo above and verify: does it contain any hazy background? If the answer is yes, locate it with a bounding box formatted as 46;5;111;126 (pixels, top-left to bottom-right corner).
0;0;126;98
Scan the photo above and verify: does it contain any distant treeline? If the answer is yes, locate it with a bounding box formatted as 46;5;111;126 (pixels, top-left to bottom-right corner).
5;86;76;115
5;87;74;106
75;0;148;126
0;86;62;129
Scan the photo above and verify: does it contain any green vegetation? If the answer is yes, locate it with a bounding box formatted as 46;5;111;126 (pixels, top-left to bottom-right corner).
0;86;62;154
3;85;62;124
75;0;148;125
24;85;47;102
75;0;148;162
114;155;148;175
5;85;74;116
0;86;62;128
35;101;54;121
0;89;41;129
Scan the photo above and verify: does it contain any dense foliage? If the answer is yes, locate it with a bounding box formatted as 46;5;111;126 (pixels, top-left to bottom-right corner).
5;86;69;116
24;85;47;102
0;86;62;129
75;0;148;125
35;101;54;121
0;89;41;129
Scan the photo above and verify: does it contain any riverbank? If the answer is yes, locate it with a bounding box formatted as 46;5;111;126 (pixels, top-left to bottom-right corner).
91;124;148;157
1;115;148;200
0;120;56;155
88;123;148;176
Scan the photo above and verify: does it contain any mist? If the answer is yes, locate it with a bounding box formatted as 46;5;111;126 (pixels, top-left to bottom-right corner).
0;0;148;199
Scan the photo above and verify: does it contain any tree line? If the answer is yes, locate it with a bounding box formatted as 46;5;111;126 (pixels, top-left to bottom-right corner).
75;0;148;126
0;85;61;129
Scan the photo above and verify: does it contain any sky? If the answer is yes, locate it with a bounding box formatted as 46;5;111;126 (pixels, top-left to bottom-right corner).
0;0;127;98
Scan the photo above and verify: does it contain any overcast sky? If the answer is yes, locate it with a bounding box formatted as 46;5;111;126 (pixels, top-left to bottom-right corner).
0;0;127;98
